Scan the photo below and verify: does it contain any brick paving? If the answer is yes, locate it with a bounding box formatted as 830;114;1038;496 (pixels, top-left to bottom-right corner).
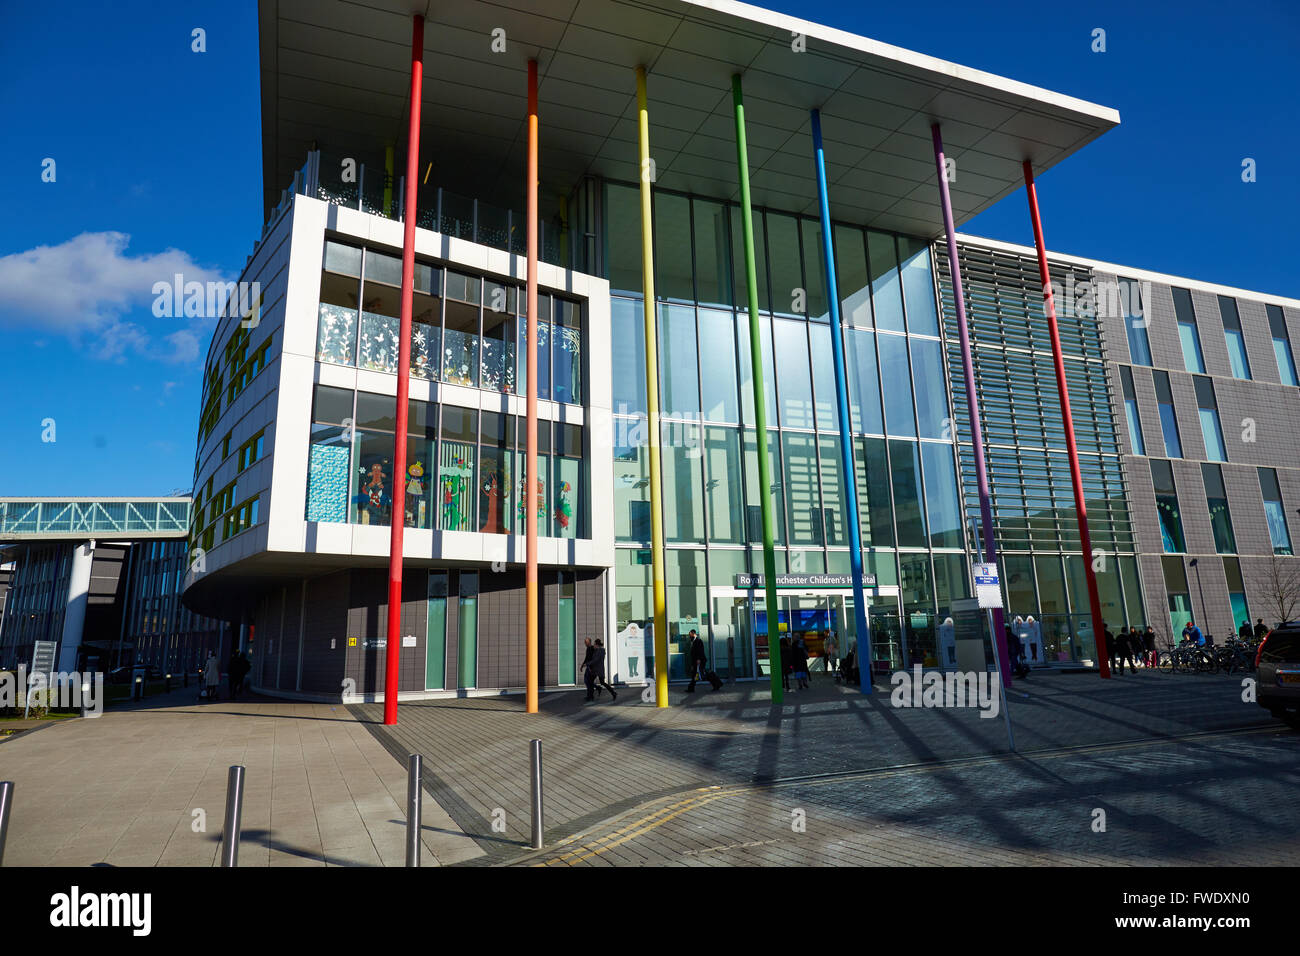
523;727;1300;866
351;668;1284;864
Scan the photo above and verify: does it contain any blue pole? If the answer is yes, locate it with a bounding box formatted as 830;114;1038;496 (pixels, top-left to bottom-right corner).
810;109;873;691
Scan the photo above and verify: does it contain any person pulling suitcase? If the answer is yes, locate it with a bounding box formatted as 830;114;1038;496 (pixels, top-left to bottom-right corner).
686;630;723;692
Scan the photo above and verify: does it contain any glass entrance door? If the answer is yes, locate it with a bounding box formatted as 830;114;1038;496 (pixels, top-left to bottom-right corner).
711;596;754;680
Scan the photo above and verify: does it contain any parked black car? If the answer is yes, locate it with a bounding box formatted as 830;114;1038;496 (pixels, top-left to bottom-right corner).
1256;623;1300;728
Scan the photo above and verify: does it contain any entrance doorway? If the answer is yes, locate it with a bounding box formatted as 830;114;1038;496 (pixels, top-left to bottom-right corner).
708;587;901;680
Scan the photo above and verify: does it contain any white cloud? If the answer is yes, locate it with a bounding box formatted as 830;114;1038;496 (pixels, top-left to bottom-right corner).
0;231;227;363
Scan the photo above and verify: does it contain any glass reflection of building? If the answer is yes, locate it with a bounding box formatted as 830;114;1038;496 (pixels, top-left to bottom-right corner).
602;181;969;676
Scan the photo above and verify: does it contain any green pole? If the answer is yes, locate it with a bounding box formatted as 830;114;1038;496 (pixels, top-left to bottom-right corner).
732;74;782;704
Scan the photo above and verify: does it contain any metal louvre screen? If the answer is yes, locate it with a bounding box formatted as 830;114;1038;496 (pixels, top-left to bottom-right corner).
936;241;1135;556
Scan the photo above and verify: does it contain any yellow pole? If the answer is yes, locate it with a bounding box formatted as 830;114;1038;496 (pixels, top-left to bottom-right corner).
636;65;670;708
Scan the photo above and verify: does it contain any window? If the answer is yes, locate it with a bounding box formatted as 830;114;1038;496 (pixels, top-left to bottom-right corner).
910;338;948;440
457;572;478;689
1151;459;1186;553
552;422;583;539
1153;371;1183;457
558;573;576;685
1267;304;1298;386
1202;463;1236;554
890;440;926;547
1172;288;1205;373
659;303;701;419
1118;366;1146;455
221;432;232;460
443;270;481;387
237;431;265;472
1123;279;1152;366
426;572;448;689
867;231;905;333
610;297;647;417
773;318;813;429
1219;295;1252;380
1193;376;1227;462
921;442;962;548
1223;557;1251;635
898;236;939;336
1259;467;1293;555
879;334;915;436
439;406;477;532
846;329;884;434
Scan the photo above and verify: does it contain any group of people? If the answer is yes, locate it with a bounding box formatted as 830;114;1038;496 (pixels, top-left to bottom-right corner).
1100;624;1158;674
199;648;252;702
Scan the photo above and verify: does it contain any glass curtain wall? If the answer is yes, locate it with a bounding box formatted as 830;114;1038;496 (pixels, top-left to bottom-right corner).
604;181;966;674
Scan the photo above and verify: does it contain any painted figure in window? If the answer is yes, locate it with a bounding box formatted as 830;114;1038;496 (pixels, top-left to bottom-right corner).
480;471;506;534
554;480;572;531
353;462;390;525
517;476;545;529
405;460;426;528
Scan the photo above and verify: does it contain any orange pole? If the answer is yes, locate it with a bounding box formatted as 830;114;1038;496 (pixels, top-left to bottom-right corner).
383;13;423;725
525;59;540;713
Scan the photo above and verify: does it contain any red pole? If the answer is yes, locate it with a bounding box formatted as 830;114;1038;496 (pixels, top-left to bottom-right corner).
1022;160;1111;679
383;14;425;725
525;59;539;714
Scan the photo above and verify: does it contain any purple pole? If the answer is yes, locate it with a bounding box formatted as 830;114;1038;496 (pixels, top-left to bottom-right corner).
931;123;1011;687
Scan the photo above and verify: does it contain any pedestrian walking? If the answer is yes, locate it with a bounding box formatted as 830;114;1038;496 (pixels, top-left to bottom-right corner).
685;630;706;692
580;637;602;698
228;649;250;699
790;640;809;689
1143;625;1157;668
1116;626;1137;674
584;638;616;702
202;651;220;701
1254;618;1269;640
824;632;839;677
1238;619;1253;640
779;637;792;692
1005;625;1029;678
1103;625;1118;673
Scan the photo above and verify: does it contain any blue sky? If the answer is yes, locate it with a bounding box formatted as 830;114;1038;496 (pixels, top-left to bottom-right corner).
0;0;1296;496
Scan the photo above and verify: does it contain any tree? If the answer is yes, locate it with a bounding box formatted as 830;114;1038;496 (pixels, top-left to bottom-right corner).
1250;554;1300;628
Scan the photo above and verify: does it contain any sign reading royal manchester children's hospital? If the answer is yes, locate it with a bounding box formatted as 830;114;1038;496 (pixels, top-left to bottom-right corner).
735;573;878;589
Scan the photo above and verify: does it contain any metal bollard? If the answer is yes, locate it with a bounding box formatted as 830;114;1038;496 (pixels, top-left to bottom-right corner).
133;675;143;701
0;781;12;866
220;765;245;867
529;739;544;850
406;754;422;867
165;673;172;693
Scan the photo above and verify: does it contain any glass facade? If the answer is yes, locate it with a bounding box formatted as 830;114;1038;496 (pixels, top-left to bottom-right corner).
316;241;582;404
603;180;965;674
304;384;586;537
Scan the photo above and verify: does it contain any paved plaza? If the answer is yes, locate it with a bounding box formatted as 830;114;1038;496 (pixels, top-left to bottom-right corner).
0;685;483;867
351;669;1298;866
1;669;1295;866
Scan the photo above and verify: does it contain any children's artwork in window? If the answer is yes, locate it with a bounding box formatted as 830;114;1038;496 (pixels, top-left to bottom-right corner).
439;441;475;531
